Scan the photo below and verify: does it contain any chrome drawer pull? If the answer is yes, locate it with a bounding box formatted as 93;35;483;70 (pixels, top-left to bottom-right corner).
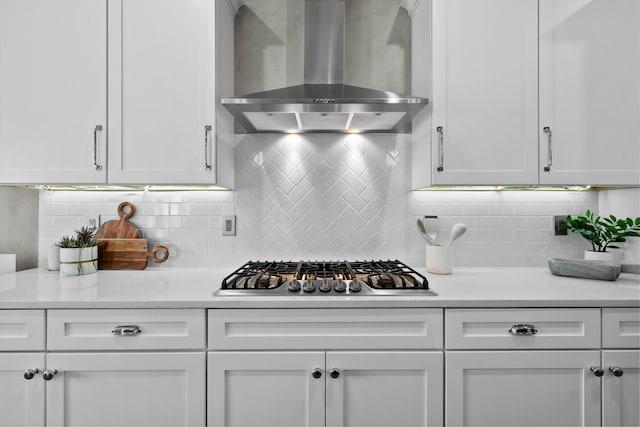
543;126;552;172
111;325;142;336
436;126;444;172
508;323;538;336
311;368;323;379
43;369;57;381
329;368;340;379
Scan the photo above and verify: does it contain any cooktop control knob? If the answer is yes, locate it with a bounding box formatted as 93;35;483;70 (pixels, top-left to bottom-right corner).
333;281;346;293
319;281;332;293
349;281;362;293
288;281;301;292
303;281;316;293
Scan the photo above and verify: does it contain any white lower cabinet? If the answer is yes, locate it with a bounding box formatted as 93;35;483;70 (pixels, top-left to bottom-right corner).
0;353;45;427
46;352;205;427
208;350;443;427
602;350;640;427
446;350;601;426
207;308;444;427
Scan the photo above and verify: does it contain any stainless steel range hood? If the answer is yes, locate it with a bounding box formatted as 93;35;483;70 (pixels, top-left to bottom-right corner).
222;0;428;134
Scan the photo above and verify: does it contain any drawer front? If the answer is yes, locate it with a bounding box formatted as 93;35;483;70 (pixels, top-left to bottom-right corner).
602;308;640;348
47;309;206;350
445;308;601;350
0;310;45;351
208;308;443;350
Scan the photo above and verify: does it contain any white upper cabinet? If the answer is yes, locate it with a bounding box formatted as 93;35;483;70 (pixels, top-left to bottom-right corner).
0;0;107;184
431;0;539;185
107;0;234;186
539;0;640;186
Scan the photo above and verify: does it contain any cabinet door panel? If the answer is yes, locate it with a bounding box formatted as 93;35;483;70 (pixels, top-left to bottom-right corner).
432;0;538;185
326;351;443;427
46;352;205;426
108;0;216;184
208;351;325;427
539;0;640;185
0;353;45;427
446;351;600;426
0;0;107;184
603;350;640;427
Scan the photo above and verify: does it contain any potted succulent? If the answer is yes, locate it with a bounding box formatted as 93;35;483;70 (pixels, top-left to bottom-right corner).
57;226;98;276
564;210;640;262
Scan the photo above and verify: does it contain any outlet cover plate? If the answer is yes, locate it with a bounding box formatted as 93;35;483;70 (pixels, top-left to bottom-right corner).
223;215;236;236
554;215;568;235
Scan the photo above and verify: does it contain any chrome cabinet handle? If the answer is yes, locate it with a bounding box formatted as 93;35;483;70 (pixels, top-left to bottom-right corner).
590;366;604;377
508;323;538;336
329;368;340;379
23;368;40;380
609;366;624;377
93;125;103;171
543;126;552;172
111;325;142;336
204;125;212;171
312;368;323;379
436;126;444;172
43;369;57;381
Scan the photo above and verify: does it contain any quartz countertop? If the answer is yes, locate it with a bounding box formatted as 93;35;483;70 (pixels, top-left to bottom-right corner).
0;266;638;309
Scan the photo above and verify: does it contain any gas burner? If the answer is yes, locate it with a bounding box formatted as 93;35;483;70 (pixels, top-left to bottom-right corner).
216;260;437;296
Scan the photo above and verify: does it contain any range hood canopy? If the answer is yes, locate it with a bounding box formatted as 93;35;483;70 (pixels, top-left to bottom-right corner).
222;0;428;134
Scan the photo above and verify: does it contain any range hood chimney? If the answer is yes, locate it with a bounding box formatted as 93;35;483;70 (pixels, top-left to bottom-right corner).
222;0;428;134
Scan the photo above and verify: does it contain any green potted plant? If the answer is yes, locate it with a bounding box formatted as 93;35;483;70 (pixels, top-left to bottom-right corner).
57;226;98;276
564;210;640;262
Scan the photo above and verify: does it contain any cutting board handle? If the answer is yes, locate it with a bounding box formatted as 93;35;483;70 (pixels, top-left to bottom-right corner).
117;202;136;221
148;245;169;263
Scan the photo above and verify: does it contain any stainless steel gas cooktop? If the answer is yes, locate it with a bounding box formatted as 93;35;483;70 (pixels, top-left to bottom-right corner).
215;260;437;296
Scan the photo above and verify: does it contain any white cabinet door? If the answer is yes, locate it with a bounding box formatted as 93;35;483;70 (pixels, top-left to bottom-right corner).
107;0;217;184
446;351;601;426
431;0;539;185
325;351;443;427
0;353;45;427
208;351;325;427
46;352;205;426
0;0;107;184
539;0;640;185
602;350;640;427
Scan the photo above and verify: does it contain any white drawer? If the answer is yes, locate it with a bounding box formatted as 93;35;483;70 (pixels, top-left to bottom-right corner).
0;310;45;351
47;309;206;350
602;308;640;348
445;308;601;350
208;308;443;350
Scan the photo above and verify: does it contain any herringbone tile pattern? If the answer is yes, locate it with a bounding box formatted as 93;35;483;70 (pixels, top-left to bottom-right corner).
234;133;413;262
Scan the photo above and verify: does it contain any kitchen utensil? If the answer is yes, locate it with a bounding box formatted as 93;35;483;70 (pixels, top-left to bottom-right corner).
423;216;439;245
96;202;142;239
426;245;453;275
97;239;169;270
416;219;435;245
447;223;467;246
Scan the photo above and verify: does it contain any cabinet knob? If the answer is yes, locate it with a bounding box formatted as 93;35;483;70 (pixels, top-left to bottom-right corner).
23;368;40;380
508;323;538;336
112;325;142;336
43;369;57;381
311;368;323;379
609;366;624;377
590;366;604;377
329;368;340;379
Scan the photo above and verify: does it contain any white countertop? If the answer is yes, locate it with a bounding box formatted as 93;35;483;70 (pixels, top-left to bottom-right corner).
0;267;638;309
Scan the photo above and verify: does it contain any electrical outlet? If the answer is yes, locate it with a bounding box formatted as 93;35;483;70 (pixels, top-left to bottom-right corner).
83;215;100;229
222;215;236;236
554;215;568;236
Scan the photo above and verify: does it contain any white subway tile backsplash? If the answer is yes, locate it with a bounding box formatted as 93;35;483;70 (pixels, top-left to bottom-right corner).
37;134;611;269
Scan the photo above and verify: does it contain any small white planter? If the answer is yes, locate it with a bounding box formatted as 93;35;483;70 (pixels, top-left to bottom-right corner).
59;246;98;276
584;250;622;263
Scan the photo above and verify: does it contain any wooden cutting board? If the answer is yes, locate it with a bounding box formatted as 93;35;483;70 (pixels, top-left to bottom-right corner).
98;239;169;270
96;202;142;239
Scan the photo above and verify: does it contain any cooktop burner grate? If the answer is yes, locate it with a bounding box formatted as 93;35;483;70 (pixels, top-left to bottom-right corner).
218;259;436;296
